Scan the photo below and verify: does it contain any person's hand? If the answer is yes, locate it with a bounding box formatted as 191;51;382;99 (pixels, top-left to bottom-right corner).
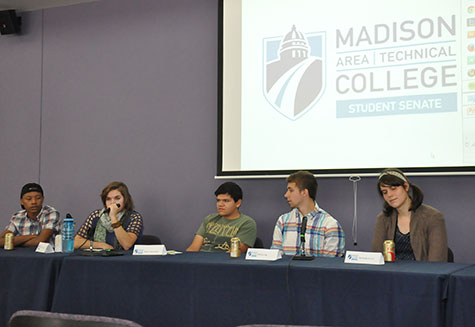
108;203;121;220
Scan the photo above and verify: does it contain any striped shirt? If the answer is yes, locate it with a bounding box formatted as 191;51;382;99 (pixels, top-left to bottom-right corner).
5;205;60;243
271;205;345;257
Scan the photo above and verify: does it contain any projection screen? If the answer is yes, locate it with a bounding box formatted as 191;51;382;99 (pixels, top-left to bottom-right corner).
218;0;475;177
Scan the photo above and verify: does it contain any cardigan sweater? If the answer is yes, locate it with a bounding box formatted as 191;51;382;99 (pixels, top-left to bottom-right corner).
372;204;448;262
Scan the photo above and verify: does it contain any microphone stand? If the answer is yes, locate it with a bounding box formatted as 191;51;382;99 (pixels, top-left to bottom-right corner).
80;228;99;255
88;227;94;251
80;211;101;256
293;216;314;261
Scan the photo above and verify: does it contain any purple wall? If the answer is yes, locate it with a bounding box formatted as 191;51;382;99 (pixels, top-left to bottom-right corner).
1;0;474;263
0;12;43;218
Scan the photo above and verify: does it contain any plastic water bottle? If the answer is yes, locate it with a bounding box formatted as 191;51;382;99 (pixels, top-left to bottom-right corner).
62;214;75;254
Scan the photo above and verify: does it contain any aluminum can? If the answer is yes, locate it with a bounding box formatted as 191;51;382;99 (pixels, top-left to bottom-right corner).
383;240;395;262
4;233;14;250
230;237;241;258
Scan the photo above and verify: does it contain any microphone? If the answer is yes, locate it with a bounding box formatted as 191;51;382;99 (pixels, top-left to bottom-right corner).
300;216;307;245
104;203;120;213
293;215;314;261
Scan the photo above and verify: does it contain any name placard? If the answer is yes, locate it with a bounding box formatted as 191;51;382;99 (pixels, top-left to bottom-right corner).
36;242;54;254
245;248;282;261
344;251;384;265
133;244;167;256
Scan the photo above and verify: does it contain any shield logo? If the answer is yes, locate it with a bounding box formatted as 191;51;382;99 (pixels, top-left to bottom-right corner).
263;25;326;120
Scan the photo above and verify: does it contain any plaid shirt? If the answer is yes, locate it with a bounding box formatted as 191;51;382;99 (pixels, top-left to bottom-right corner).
5;205;60;241
271;205;345;257
77;209;144;239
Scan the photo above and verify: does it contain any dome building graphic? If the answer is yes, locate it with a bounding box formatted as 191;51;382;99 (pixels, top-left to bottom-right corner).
279;25;309;60
265;25;325;120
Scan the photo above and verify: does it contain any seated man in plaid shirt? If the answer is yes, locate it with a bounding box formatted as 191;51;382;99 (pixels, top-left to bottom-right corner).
271;171;345;257
0;183;60;247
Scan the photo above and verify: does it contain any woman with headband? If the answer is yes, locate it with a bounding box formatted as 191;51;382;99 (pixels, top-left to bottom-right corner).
372;168;448;261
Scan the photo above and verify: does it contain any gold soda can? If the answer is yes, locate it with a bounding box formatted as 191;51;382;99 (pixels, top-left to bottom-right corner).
383;240;395;262
4;233;14;250
230;237;241;258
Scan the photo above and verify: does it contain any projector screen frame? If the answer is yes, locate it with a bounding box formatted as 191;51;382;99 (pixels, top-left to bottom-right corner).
217;0;475;178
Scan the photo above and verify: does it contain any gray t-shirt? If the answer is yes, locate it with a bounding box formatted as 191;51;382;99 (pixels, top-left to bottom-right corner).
196;213;257;252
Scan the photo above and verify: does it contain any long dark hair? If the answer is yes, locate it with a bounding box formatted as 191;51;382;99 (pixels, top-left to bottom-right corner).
377;168;424;216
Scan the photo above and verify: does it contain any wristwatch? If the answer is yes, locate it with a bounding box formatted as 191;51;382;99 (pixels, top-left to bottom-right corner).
111;221;121;229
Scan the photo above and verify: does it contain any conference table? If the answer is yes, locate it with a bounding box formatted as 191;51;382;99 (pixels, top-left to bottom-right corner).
0;248;67;327
1;248;473;327
50;252;469;327
447;265;475;327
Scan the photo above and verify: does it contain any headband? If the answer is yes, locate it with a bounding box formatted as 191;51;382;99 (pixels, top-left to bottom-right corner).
378;170;407;183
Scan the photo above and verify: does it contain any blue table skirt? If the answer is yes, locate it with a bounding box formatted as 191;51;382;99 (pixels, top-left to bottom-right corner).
49;252;470;327
447;265;475;327
52;252;291;327
289;258;469;327
0;248;67;327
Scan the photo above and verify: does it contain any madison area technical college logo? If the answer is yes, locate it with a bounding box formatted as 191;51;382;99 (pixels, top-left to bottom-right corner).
264;25;326;120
